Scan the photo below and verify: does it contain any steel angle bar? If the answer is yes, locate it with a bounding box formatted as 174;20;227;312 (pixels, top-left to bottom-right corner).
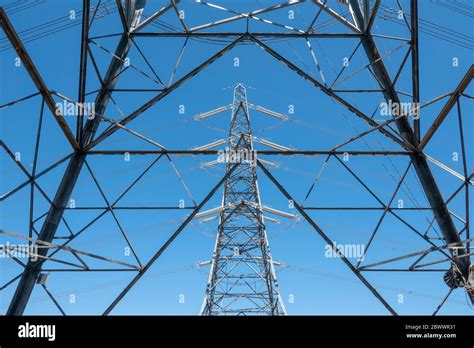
256;160;397;315
0;9;79;150
102;162;241;315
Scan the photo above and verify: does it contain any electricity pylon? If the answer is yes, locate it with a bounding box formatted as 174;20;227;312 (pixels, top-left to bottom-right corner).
1;1;473;316
197;84;287;315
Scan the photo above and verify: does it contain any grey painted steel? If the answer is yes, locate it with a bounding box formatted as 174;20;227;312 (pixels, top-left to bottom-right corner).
200;85;285;316
0;8;78;150
2;0;472;314
6;0;147;315
256;160;397;315
102;161;241;315
77;0;90;143
411;0;420;144
348;0;472;301
418;65;474;151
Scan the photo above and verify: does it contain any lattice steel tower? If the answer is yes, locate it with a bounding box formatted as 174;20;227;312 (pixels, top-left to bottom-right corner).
200;84;286;315
2;0;473;317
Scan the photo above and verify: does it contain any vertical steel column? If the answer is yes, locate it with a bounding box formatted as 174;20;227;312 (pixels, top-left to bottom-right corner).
77;0;90;143
7;0;147;315
410;0;420;144
348;1;470;284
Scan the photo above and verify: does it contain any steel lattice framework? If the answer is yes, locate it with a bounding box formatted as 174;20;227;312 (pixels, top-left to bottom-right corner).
200;84;286;315
0;0;473;316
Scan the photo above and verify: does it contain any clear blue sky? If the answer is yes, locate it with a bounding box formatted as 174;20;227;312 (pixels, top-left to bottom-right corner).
0;0;473;315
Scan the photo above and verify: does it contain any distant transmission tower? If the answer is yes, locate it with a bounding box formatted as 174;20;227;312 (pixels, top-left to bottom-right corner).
199;84;286;315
